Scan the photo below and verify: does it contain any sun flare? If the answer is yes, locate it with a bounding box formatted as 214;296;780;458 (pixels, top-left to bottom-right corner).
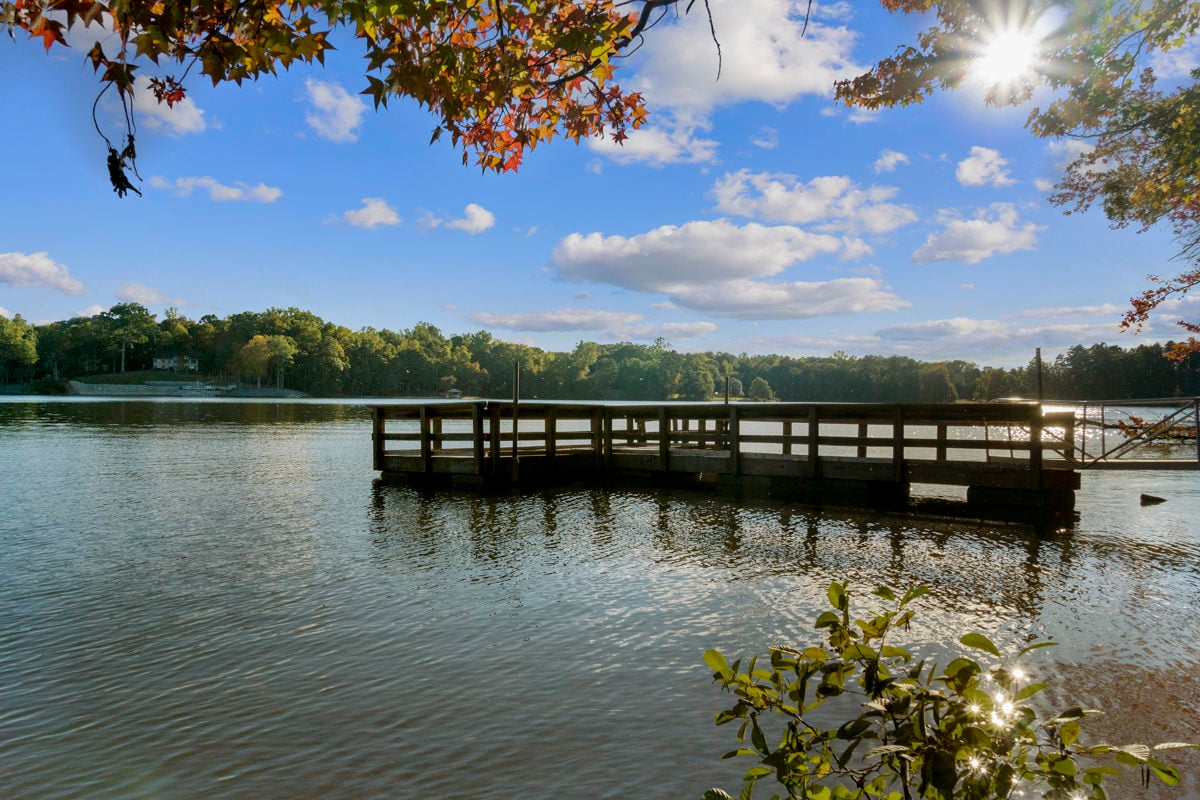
974;28;1039;85
972;26;1042;90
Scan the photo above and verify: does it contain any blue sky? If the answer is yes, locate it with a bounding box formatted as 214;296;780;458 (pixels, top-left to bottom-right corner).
2;0;1197;366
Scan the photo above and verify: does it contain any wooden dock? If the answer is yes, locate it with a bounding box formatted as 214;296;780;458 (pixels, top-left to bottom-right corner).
373;401;1081;522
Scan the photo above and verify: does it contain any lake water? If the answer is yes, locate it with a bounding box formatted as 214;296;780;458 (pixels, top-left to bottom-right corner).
2;398;1199;799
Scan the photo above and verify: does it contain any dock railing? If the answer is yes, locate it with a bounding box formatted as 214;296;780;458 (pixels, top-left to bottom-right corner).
373;401;1080;491
1045;397;1200;467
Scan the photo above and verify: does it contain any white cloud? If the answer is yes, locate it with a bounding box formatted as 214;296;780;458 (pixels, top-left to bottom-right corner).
554;219;844;291
118;283;169;305
839;237;875;262
149;176;282;203
1046;139;1093;169
331;198;401;229
912;204;1042;264
875;316;1125;360
1150;41;1200;79
1015;304;1124;319
664;277;909;319
629;0;863;113
132;77;207;135
711;170;918;234
652;321;718;339
956;146;1015;187
593;0;863;165
76;304;105;318
1034;178;1055;192
0;306;11;319
752;126;779;150
427;203;496;234
552;219;906;320
589;118;720;166
0;252;86;294
873;149;909;173
469;309;644;332
304;79;368;143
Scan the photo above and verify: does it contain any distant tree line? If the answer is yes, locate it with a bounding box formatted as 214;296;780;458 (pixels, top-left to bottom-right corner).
2;304;1198;401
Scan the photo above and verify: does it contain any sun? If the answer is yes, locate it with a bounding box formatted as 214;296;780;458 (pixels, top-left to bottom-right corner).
973;27;1040;87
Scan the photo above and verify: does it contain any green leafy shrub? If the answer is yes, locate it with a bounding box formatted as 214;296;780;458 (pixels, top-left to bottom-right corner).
703;582;1196;800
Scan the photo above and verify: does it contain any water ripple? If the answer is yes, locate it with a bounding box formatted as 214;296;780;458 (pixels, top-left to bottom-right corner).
3;399;1200;798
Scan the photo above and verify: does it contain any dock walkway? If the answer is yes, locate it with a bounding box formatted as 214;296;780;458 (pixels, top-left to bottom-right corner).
373;401;1082;521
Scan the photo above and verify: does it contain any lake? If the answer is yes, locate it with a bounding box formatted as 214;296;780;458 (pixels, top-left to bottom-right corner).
2;398;1198;798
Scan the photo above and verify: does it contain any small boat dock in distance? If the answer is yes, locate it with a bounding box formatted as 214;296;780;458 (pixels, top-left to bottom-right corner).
372;401;1086;523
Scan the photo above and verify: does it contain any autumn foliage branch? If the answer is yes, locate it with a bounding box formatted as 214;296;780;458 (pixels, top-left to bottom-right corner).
0;0;703;182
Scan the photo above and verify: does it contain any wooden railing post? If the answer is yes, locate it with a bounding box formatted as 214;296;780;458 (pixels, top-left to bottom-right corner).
807;406;820;478
1030;407;1044;489
658;407;670;471
591;408;603;468
603;408;614;464
420;405;432;474
782;420;792;455
891;406;904;483
857;422;868;459
372;407;385;471
472;403;484;475
489;404;502;474
935;423;947;462
730;405;742;474
546;408;557;467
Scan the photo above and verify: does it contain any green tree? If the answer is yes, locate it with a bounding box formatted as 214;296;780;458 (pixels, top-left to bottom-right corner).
231;334;297;388
0;314;38;384
100;303;159;373
680;357;717;401
747;376;776;402
917;363;959;403
972;367;1018;402
838;0;1200;352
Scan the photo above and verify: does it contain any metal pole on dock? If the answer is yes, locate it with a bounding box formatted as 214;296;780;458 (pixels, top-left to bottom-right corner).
1035;347;1044;403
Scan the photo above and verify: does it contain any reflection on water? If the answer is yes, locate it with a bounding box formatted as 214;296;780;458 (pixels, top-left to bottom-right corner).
2;398;1199;798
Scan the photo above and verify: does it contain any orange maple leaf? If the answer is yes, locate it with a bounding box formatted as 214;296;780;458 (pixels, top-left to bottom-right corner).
30;17;67;51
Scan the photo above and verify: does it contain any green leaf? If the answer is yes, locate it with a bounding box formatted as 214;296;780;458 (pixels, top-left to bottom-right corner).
828;581;847;611
1049;755;1077;776
837;718;873;740
941;657;982;693
959;632;1001;657
1050;706;1087;723
900;585;929;605
701;790;734;800
874;585;896;601
743;766;773;779
1014;682;1048;701
843;643;878;660
704;649;730;674
1059;720;1081;747
750;722;768;753
1017;640;1058;657
880;645;911;659
1147;759;1181;786
815;611;840;629
865;744;910;759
